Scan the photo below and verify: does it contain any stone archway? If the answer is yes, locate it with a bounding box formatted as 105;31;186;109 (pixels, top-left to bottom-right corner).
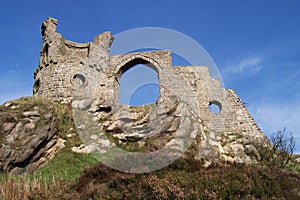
115;57;160;81
113;56;162;105
119;64;159;106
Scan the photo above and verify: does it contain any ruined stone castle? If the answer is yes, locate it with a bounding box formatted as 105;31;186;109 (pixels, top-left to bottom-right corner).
33;17;267;167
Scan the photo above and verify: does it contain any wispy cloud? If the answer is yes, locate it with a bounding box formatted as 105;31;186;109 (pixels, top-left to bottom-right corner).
249;102;300;153
222;56;263;77
233;56;262;73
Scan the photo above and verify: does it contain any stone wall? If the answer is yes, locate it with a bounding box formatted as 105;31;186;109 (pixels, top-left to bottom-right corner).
34;17;266;162
34;17;112;102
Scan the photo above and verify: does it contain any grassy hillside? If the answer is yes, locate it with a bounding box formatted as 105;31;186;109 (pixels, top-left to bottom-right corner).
0;97;299;199
1;157;300;200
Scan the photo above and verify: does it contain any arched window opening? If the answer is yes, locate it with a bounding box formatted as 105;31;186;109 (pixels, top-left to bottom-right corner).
209;100;222;113
117;58;158;81
119;64;160;106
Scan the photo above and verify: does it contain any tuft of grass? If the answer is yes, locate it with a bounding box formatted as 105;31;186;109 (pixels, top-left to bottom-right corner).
286;154;300;174
0;173;73;200
31;148;98;182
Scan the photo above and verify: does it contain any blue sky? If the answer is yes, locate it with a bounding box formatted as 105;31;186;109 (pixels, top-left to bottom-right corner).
0;0;299;152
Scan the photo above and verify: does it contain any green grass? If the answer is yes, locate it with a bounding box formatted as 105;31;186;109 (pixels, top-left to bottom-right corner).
286;155;300;174
1;96;98;183
30;148;98;182
1;96;300;199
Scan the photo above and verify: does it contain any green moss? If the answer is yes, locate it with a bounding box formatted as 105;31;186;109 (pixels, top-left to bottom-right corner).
221;132;243;147
287;163;300;174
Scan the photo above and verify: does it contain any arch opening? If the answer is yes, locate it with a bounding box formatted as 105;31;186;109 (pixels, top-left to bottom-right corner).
116;58;158;81
119;63;160;106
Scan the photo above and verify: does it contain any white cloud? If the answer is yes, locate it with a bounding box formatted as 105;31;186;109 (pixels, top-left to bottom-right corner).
249;102;300;153
222;56;263;76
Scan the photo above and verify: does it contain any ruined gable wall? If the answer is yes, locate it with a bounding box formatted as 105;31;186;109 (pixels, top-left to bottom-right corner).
173;66;265;143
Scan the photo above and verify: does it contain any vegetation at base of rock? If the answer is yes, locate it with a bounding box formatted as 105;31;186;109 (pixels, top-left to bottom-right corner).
0;96;85;174
74;159;300;200
1;96;300;199
0;96;97;178
31;148;98;182
0;96;98;199
256;128;296;168
1;157;300;200
0;145;98;199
